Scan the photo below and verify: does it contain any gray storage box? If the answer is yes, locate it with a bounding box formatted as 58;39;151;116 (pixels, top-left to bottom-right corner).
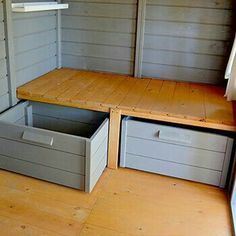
120;117;233;187
0;101;109;192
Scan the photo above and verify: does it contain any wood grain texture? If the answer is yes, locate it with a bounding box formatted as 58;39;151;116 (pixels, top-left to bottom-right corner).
17;68;236;132
0;167;232;236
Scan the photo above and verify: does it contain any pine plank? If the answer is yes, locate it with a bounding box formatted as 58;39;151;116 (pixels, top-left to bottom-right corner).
16;68;236;132
103;77;134;107
134;79;163;112
204;86;236;126
0;168;232;236
118;78;151;109
150;80;177;114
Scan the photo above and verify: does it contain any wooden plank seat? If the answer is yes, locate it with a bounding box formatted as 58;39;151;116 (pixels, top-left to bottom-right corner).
17;68;236;168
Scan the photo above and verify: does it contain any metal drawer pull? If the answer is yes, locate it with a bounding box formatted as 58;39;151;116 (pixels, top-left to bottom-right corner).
156;130;191;145
22;131;54;146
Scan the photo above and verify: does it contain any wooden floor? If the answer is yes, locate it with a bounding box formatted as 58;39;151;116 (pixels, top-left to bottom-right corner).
0;168;233;236
17;68;236;132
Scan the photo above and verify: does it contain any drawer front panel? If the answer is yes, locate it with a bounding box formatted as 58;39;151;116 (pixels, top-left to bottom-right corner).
125;153;222;186
0;154;85;190
0;138;85;175
127;120;227;152
126;137;225;171
0;122;86;156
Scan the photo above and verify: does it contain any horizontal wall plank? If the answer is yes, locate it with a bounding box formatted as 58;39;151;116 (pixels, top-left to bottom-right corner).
12;11;55;20
16;57;57;87
142;63;223;84
0;40;6;60
15;44;57;71
63;2;136;19
62;42;134;62
0;79;8;97
143;49;226;70
144;35;231;56
13;16;57;38
62;54;133;75
0;59;7;80
14;30;56;54
147;0;233;9
62;15;136;34
146;5;233;25
62;29;135;47
145;21;232;40
62;0;136;75
65;0;136;3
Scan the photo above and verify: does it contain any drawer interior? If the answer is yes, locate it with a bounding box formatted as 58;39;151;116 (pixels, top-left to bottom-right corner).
9;101;108;138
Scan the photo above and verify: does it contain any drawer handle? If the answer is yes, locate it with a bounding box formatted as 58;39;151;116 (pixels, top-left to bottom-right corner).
22;131;54;146
156;130;191;145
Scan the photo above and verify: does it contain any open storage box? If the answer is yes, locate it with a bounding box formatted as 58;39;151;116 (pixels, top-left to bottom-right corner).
0;101;109;192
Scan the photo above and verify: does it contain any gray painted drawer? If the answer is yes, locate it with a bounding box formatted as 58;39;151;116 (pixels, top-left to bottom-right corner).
0;101;109;192
120;117;233;187
126;119;228;152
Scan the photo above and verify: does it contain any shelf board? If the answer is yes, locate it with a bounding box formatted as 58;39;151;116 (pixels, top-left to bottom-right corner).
12;2;69;12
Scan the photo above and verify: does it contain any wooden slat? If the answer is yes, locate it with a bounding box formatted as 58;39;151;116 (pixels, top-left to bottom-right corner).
150;80;176;114
17;68;236;132
135;79;163;112
118;78;150;109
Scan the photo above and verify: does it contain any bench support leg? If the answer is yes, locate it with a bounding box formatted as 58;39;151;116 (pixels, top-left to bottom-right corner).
108;108;121;169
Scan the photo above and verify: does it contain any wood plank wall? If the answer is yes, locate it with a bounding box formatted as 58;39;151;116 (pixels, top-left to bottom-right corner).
61;0;137;75
60;0;234;84
142;0;234;84
12;0;57;87
0;1;10;112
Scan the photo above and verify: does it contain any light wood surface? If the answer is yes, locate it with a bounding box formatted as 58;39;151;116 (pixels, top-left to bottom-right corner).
0;168;233;235
17;68;236;169
17;68;236;131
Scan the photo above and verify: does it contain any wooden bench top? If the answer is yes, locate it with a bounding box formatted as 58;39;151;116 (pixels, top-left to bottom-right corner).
17;68;236;132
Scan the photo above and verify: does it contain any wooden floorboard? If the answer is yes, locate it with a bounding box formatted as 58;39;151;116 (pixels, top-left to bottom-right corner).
0;168;233;236
17;68;236;132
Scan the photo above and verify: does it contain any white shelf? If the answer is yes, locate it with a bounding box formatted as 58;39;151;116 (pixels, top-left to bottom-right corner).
12;2;69;12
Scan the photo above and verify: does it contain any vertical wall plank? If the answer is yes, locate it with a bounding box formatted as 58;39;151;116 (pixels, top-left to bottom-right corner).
3;0;17;106
134;0;146;78
57;0;62;68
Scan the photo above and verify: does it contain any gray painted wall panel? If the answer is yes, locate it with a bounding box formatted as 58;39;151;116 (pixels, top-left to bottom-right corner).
0;40;6;60
142;0;234;84
0;94;10;112
0;59;7;80
62;42;134;62
62;29;135;48
62;55;134;75
12;7;57;87
0;2;10;112
61;0;137;75
15;44;57;71
16;57;57;87
0;79;8;97
147;0;233;9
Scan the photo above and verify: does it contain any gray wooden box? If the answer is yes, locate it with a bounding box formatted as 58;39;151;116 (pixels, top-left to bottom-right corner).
120;117;234;187
0;101;109;192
